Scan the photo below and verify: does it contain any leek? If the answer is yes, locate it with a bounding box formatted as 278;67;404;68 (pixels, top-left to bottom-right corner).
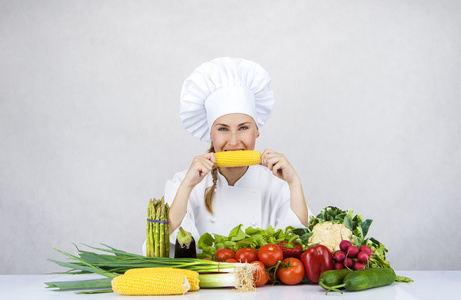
199;263;255;291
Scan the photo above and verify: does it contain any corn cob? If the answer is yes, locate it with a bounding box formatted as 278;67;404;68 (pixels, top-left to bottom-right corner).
111;269;190;295
124;267;200;291
214;150;261;167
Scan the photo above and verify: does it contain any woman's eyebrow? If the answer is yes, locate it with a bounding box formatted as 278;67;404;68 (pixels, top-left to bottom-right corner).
214;122;251;127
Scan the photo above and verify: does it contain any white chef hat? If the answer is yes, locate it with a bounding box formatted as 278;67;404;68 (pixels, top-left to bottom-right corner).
180;57;275;142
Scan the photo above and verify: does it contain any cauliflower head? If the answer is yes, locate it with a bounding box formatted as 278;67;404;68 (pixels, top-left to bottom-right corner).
308;222;355;253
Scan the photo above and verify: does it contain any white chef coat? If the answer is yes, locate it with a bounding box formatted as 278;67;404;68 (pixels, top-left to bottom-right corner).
164;165;312;256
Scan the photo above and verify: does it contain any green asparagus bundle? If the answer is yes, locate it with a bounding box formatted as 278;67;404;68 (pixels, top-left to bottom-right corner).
146;197;169;257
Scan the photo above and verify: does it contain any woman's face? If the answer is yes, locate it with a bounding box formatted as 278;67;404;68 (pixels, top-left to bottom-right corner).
210;113;259;153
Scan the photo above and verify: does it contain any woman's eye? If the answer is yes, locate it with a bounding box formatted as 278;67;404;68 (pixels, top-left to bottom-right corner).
218;127;228;131
239;126;248;130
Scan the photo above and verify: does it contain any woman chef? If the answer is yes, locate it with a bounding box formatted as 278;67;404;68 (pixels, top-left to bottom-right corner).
166;57;312;255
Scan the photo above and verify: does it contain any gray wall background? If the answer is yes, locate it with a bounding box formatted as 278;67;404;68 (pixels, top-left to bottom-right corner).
1;0;460;274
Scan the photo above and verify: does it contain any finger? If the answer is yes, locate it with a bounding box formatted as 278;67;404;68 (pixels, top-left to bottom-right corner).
201;158;215;172
261;151;276;166
195;155;215;169
271;161;285;178
203;152;217;164
264;154;283;169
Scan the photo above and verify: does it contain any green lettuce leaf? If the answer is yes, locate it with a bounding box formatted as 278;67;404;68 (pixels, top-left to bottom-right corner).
197;224;304;258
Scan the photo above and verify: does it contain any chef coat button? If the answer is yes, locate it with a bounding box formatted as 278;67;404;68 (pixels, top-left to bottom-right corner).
251;221;256;226
211;218;216;223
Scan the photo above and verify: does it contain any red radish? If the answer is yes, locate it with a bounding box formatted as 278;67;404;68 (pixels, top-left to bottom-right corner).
347;245;359;258
334;262;345;270
339;240;352;252
357;251;370;263
333;250;346;262
343;257;353;268
354;261;366;270
360;245;373;256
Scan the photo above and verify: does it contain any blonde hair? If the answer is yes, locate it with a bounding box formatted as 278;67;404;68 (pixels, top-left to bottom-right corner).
204;144;218;214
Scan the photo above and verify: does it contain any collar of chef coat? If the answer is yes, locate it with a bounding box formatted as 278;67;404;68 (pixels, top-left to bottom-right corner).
216;165;255;187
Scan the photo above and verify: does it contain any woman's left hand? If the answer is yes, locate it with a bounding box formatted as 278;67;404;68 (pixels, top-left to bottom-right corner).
260;149;300;185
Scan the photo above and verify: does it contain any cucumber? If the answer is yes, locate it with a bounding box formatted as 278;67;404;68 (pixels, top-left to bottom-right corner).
344;268;396;291
322;268;396;294
319;269;352;288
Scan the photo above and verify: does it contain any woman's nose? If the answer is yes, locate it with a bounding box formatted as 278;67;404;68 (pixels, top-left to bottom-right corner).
228;131;240;146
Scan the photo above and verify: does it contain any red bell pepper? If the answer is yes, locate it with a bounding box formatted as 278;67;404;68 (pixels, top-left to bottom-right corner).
300;244;333;283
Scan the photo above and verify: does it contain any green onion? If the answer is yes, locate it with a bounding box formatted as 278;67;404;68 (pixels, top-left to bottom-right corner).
45;278;113;291
46;243;256;293
199;264;255;291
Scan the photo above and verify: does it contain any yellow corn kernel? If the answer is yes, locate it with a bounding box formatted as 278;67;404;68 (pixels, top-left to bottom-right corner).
124;267;199;291
214;150;261;167
111;270;190;295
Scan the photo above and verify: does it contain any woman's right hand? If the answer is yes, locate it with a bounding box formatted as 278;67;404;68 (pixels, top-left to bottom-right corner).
182;153;216;189
169;153;216;233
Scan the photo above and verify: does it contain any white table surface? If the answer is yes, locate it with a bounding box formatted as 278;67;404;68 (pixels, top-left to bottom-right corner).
0;271;459;300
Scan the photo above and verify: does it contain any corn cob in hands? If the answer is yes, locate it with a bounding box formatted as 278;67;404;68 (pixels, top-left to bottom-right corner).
214;150;261;167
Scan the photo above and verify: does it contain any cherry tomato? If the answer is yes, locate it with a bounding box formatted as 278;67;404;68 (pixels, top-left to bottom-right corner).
214;248;235;262
258;244;283;267
225;258;238;263
276;257;305;285
235;247;258;263
250;261;269;287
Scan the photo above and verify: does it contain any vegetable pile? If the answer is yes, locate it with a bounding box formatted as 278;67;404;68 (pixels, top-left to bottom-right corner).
45;205;413;295
194;206;412;293
306;206;392;270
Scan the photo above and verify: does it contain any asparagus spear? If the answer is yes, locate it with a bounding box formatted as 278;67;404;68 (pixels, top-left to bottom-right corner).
153;201;160;257
152;199;158;257
165;203;170;256
159;201;165;257
146;200;153;257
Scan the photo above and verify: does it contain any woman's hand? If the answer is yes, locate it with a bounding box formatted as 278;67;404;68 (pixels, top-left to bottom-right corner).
169;152;216;233
182;152;216;189
261;149;309;227
260;149;300;185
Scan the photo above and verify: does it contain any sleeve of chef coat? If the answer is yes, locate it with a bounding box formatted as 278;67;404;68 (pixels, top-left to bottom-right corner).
163;170;201;257
273;180;314;230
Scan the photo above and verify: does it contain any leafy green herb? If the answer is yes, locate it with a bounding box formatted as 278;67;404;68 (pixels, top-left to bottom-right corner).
365;237;391;269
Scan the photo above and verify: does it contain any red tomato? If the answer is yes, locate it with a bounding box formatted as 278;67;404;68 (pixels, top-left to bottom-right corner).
258;244;283;267
250;261;269;287
225;258;238;263
276;257;305;285
235;247;258;263
214;248;235;262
